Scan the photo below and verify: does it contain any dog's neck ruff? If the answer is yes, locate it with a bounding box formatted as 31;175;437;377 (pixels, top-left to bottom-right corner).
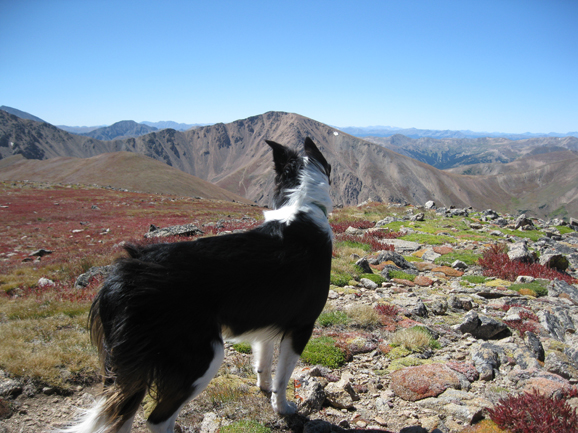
264;157;332;238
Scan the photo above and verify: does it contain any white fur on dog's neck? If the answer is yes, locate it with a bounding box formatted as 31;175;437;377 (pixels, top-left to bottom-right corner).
264;157;332;238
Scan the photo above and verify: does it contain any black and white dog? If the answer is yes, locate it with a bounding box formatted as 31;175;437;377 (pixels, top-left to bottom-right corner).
62;137;333;433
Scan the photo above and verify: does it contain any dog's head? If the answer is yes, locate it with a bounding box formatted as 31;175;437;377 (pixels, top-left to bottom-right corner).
266;137;331;210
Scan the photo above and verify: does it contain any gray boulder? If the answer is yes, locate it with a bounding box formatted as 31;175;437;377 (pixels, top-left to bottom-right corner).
453;311;508;340
376;250;417;270
539;250;569;271
470;342;502;381
544;351;578;380
507;241;537;263
548;279;578;303
144;223;203;238
524;331;545;362
355;257;373;274
75;265;113;288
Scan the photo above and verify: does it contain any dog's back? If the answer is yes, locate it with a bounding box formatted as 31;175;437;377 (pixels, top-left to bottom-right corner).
63;137;333;433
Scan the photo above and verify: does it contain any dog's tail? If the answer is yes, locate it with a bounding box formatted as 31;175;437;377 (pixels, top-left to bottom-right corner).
56;388;145;433
58;266;148;433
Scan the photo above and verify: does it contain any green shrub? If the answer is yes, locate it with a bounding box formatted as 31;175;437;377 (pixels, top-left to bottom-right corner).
508;281;548;297
330;272;351;287
220;420;271;433
317;310;349;327
301;336;346;368
400;233;455;245
232;342;252;354
556;225;575;235
498;228;543;242
462;275;488;284
334;240;371;252
359;273;386;285
434;251;482;266
388;270;416;281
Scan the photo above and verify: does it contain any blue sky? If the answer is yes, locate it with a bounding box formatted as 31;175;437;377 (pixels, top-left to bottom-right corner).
1;0;577;133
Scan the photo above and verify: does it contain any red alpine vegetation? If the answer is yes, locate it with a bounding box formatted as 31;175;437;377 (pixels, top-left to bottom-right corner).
478;244;576;284
487;388;578;433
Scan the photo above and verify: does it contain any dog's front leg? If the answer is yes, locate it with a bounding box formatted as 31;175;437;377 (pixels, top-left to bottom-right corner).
271;336;300;415
252;340;274;392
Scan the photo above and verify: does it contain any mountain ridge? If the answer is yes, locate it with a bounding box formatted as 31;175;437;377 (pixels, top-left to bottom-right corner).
1;108;577;219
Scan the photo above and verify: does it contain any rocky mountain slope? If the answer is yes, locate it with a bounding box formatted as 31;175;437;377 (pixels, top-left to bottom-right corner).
1;199;577;433
0;151;253;203
0;106;46;123
1;109;578;218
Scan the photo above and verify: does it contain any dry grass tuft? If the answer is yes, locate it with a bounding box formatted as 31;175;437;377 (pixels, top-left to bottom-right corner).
0;313;99;388
390;326;436;352
346;304;382;328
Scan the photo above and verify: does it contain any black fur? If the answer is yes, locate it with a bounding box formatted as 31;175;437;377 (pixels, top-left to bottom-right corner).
81;137;333;432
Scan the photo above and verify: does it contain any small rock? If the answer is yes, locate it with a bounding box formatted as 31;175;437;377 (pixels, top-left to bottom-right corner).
507;241;537;263
324;373;359;410
355;257;373;274
376;250;417;270
452;260;467;270
360;278;378;290
516;275;535;283
410;212;425;222
421;249;442;261
37;277;55;288
0;398;12;420
294;372;326;415
391;364;464;401
432;266;463;277
470;342;502;381
448;296;473;311
548;279;578;303
524;331;545;362
515;214;534;229
0;378;23;397
29;248;53;257
144;223;203;239
200;412;221;433
424;200;436;209
454;311;508;340
544;351;578;380
427;299;447;315
414;276;434;287
433;245;454;255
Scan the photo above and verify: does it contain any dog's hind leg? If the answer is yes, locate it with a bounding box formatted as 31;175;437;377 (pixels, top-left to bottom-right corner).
252;340;274;392
146;340;224;433
271;326;314;415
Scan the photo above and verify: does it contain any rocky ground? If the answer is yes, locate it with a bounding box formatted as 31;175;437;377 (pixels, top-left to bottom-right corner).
1;204;578;433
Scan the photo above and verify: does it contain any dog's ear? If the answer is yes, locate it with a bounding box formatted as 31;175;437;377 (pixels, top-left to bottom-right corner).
304;137;331;180
266;140;296;174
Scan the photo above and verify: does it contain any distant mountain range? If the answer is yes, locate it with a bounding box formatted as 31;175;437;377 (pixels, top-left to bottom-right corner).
1;107;578;219
79;120;158;140
141;120;208;131
339;125;578;140
364;134;578;170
